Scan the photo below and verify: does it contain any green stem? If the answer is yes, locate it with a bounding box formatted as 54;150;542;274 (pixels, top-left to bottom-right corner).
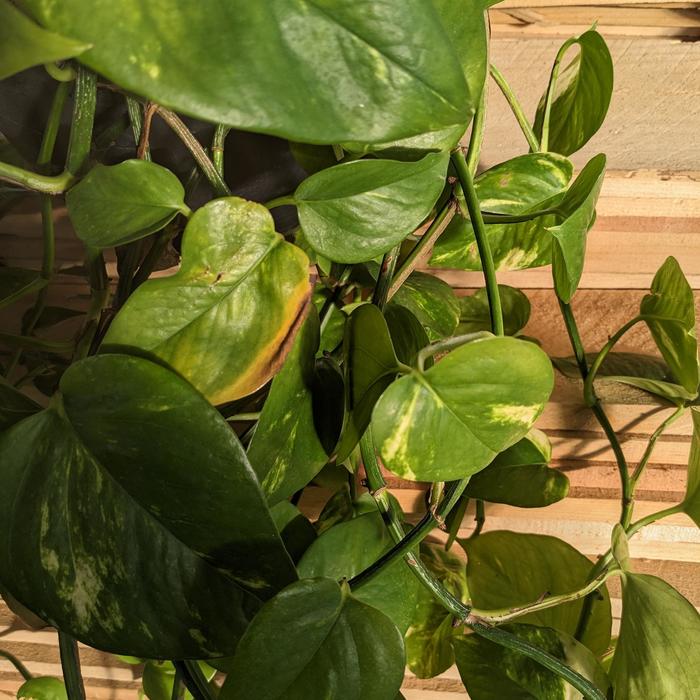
373;245;400;309
468;499;486;539
416;331;492;371
212;124;231;177
58;632;86;700
131;228;174;290
227;412;261;422
583;316;642;406
44;61;76;82
482;209;555;224
451;148;504;335
466;83;487;175
126;96;151;161
155;107;230;197
630;406;686;489
627;503;684;537
389;200;454;299
539;39;576;152
65;66;97;176
489;63;540;152
173;661;215;700
171;667;183;700
265;195;296;209
0;162;73;193
73;254;109;360
0;649;33;681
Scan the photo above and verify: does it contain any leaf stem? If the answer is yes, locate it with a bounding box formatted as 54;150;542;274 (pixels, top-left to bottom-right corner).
416;331;492;371
264;195;296;209
211;124;231;177
0;649;33;681
173;661;216;700
583;316;643;406
626;502;685;537
65;66;97;176
539;38;576;152
126;96;151;161
388;200;454;299
466;82;487;175
451;148;504;335
0;162;73;193
468;499;486;539
489;64;540;152
154;107;230;197
373;245;401;309
58;632;86;700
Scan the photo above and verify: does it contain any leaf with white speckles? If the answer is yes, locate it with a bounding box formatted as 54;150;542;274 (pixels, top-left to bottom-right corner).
0;354;298;657
371;336;554;482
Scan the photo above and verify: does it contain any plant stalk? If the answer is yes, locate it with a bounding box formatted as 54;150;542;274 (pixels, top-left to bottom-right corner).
173;661;216;700
212;124;231;177
65;66;97;176
58;632;86;700
466;82;487;175
0;649;33;681
539;38;576;152
373;245;401;309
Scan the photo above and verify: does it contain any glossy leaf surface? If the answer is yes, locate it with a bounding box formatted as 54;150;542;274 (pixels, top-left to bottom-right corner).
640;256;699;395
16;677;67;700
66;160;188;249
103;197;310;404
464;531;612;655
25;1;470;145
270;501;317;565
296;152;449;263
430;153;572;271
0;266;46;310
372;336;554;481
611;573;700;699
220;578;405;700
336;304;401;462
391;271;460;341
405;543;468;679
549;154;606;303
248;309;328;505
457;285;531;336
298;509;421;633
454;624;610;700
0;0;88;80
534;30;613;156
464;429;569;508
384;304;431;367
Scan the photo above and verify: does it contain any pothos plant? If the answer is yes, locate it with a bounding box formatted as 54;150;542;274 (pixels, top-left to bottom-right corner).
0;2;698;699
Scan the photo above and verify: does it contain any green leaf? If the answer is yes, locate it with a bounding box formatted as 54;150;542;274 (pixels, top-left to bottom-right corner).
534;30;613;156
384;304;431;367
248;309;328;505
289;142;338;175
0;377;41;432
457;285;531;336
391;271;460;341
270;501;317;565
0;354;298;657
295;152;449;264
0;0;89;80
220;578;405;700
464;429;570;508
611;524;631;572
26;1;470;145
550;154;606;303
335;304;401;463
16;677;67;700
372;336;553;482
610;573;700;699
142;661;189;700
103;197;310;404
405;542;468;679
640;256;699;395
463;531;612;655
430;153;572;271
682;407;700;527
66;161;189;249
454;624;611;700
0;266;47;310
298;509;420;634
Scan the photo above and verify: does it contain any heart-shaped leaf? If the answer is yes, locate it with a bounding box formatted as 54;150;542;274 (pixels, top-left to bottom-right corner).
372;335;554;482
335;304;401;462
248;309;329;506
534;30;613;156
103;197;311;404
405;542;468;679
610;573;700;699
390;271;460;341
25;1;469;145
463;531;612;655
0;266;47;310
66;160;189;249
639;256;698;395
16;677;68;700
457;285;531;336
298;509;421;634
220;578;405;700
0;0;89;80
464;429;569;508
295;152;449;263
0;377;41;431
384;304;431;368
430;153;572;271
454;624;611;700
550;154;606;303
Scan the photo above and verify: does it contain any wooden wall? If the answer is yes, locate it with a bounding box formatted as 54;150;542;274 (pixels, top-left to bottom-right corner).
2;2;700;697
